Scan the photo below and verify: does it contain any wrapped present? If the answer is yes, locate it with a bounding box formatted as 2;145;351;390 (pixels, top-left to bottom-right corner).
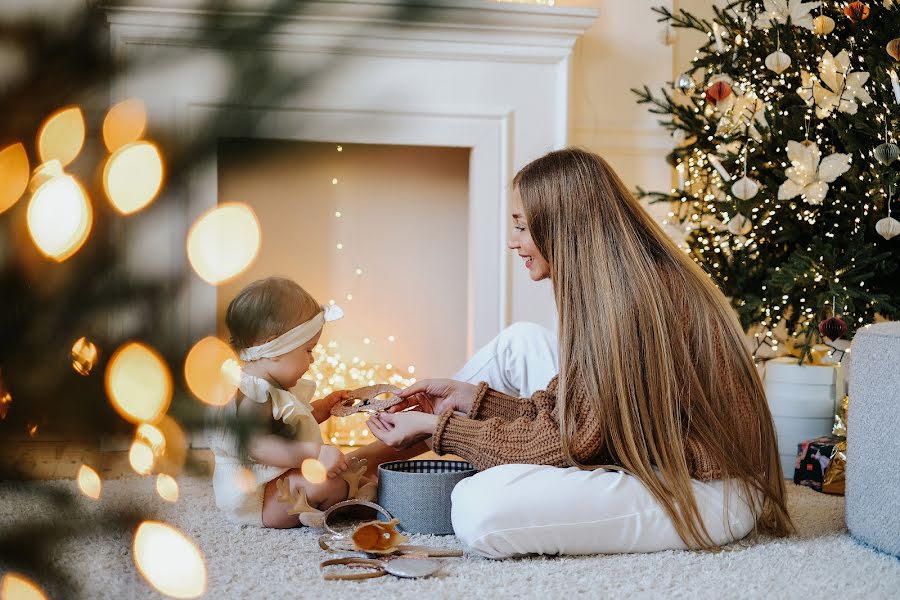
794;434;843;492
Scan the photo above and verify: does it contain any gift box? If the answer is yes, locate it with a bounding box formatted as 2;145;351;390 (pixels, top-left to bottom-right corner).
794;434;845;494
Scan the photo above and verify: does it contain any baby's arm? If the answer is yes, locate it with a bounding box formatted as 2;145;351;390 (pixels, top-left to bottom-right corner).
238;394;321;468
311;390;350;424
238;393;349;475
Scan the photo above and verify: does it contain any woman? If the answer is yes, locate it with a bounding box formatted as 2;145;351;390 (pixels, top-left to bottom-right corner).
364;148;792;558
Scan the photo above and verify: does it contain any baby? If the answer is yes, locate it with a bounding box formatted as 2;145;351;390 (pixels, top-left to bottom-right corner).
209;276;376;528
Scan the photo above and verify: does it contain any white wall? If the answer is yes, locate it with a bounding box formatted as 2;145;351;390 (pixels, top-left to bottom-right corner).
217;140;470;378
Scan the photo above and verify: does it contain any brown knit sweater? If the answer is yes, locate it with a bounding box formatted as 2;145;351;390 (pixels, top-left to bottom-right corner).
432;376;748;480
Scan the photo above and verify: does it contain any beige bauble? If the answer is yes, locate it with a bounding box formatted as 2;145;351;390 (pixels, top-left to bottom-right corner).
727;213;753;236
887;38;900;61
765;50;792;74
876;216;900;240
731;176;760;200
813;15;835;35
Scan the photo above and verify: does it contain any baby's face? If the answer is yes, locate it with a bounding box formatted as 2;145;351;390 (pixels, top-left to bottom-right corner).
270;329;322;389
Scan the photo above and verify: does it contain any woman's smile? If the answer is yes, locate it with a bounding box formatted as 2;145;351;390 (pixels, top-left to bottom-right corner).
520;254;534;269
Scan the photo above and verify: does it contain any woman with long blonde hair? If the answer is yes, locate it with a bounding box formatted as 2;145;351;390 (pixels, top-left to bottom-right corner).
365;148;792;557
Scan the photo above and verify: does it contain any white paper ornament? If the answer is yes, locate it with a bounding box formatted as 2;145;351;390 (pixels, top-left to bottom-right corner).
765;50;792;74
812;15;835;35
727;213;753;236
874;142;900;165
876;216;900;240
732;176;760;200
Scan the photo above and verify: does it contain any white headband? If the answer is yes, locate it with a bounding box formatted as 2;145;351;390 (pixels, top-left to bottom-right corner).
239;304;344;362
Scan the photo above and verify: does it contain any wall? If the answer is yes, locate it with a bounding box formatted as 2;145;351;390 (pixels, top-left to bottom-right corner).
216;140;470;378
558;0;719;222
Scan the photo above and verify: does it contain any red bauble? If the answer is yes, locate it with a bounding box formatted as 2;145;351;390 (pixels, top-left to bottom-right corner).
705;80;732;106
844;1;870;22
819;316;848;341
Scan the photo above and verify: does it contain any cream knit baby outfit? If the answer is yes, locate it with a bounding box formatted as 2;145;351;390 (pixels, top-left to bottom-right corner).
209;373;321;526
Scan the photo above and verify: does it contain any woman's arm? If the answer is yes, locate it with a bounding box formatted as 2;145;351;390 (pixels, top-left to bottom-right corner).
468;377;559;421
369;380;603;471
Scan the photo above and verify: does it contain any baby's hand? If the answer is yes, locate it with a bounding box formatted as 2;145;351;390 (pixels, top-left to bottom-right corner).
312;390;350;423
317;444;349;478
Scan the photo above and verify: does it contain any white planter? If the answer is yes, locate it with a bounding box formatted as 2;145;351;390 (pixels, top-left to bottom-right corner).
763;357;845;476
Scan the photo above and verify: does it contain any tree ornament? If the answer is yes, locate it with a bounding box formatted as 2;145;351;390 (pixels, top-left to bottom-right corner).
797;49;872;118
731;176;760;200
754;0;818;30
813;15;836;34
778;140;851;205
672;128;697;147
818;316;848;341
844;1;870;22
705;75;733;106
675;72;696;93
876;216;900;239
887;38;900;61
727;213;753;235
874;142;900;165
765;49;792;74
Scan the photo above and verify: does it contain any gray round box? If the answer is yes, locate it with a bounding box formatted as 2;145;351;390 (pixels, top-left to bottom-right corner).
377;460;476;535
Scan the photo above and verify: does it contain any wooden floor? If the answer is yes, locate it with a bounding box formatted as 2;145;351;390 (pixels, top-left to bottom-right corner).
0;441;449;480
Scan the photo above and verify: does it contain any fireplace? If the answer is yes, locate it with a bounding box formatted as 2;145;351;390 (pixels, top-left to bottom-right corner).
105;1;597;432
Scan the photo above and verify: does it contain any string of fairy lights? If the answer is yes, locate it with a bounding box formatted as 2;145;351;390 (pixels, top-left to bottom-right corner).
308;143;417;446
661;0;895;346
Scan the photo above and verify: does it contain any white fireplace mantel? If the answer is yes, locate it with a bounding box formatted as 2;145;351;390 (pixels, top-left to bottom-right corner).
106;0;597;353
105;0;597;62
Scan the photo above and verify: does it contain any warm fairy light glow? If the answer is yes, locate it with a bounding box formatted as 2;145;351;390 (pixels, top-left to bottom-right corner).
307;342;415;445
136;423;167;457
187;202;261;285
76;465;102;500
26;161;92;262
156;474;179;502
37;106;85;167
103;142;164;215
129;440;155;475
300;458;328;484
184;336;240;406
153;416;189;477
0;142;29;214
105;342;172;424
102;98;147;153
0;573;48;600
26;423;38;437
133;522;207;599
71;336;98;376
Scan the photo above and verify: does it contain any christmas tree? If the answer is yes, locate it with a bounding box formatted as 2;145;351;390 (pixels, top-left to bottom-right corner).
634;0;899;361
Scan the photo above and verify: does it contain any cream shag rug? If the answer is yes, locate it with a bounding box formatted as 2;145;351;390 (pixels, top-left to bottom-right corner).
2;476;899;599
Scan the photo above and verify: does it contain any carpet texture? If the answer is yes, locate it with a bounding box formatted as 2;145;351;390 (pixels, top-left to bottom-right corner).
2;476;899;599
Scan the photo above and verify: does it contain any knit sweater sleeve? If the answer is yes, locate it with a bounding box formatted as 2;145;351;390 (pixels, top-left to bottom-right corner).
433;380;602;471
467;377;559;421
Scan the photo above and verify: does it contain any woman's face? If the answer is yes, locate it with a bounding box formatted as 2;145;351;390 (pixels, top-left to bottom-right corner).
508;187;551;281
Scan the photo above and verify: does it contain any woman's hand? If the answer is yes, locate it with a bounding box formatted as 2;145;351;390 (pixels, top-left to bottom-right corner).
312;390;350;423
390;379;479;416
367;412;439;449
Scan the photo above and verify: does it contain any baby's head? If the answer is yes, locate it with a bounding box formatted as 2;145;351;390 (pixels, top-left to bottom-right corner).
226;277;323;388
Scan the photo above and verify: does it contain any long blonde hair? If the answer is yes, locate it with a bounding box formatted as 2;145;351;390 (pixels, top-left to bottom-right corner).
513;148;792;546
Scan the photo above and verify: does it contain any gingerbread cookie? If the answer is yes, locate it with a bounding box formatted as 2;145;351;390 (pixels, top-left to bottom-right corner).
331;384;405;417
